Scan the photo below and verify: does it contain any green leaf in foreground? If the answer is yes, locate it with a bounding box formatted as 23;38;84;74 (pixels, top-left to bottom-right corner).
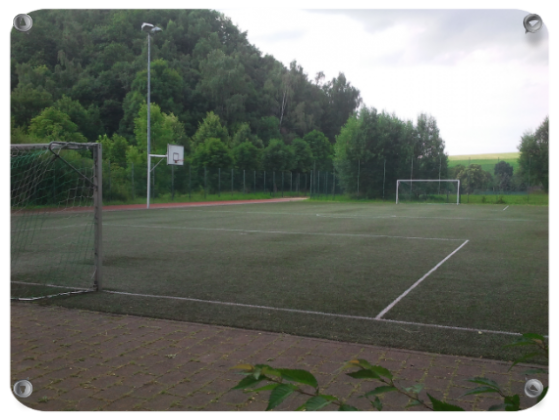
339;404;359;411
368;365;393;380
428;394;465;411
232;375;264;390
504;394;520;411
521;333;546;341
266;384;296;411
302;396;332;411
461;386;501;397
403;383;424;395
488;403;505;411
276;369;318;388
362;386;397;398
405;399;424;408
464;377;500;390
538;385;554;415
509;352;542;370
346;369;381;380
371;396;383;411
247;384;279;393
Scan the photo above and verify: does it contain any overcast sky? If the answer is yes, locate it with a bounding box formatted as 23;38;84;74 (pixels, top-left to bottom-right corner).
220;9;548;156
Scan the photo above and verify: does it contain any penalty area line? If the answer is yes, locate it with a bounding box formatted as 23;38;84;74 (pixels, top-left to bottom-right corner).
104;223;466;241
375;239;470;320
102;289;521;336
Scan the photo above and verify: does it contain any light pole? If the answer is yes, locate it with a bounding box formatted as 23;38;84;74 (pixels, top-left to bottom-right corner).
142;22;162;209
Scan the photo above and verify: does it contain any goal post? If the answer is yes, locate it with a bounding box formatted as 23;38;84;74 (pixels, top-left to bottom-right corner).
11;141;103;299
396;179;460;204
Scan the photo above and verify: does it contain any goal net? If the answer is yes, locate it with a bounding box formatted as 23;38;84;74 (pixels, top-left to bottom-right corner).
11;142;102;300
396;179;460;204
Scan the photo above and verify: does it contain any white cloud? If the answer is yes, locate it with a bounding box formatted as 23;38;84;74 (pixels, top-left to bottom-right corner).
222;8;548;155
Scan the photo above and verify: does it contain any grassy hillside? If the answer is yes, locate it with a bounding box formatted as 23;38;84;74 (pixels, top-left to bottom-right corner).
448;152;520;173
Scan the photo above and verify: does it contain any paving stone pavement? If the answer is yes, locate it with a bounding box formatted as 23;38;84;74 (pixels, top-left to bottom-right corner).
11;303;548;411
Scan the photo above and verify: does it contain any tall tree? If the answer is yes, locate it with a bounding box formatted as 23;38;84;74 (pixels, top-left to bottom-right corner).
518;116;548;192
321;72;362;142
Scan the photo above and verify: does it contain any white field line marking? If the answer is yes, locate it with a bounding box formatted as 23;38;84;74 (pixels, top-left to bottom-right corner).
105;198;308;212
389;215;533;222
375;240;470;319
14;223;91;232
175;209;535;222
503;206;509;211
104;223;465;241
176;209;329;217
103;290;522;337
11;281;92;291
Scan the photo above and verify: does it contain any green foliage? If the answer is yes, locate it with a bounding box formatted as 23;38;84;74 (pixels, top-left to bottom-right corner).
266;384;296;410
334;107;423;198
298;395;332;411
290;138;313;172
11;83;53;127
303;130;332;171
28;107;87;143
99;133;130;164
11;10;361;154
232;141;261;171
494;160;514;191
191;111;229;147
518;116;548;192
427;394;464;411
53;95;103;141
455;164;493;194
262;139;293;172
192;138;233;169
256;116;281;147
133;103;187;154
230;334;548;411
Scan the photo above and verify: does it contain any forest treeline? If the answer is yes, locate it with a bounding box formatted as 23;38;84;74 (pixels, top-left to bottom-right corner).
11;9;546;200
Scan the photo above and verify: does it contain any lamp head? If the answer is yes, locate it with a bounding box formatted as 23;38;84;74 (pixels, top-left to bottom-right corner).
141;22;154;32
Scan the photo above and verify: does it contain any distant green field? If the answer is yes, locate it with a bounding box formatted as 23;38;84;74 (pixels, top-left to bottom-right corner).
448;152;520;173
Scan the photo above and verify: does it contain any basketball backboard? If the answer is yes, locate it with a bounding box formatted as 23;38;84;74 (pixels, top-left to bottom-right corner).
167;144;184;165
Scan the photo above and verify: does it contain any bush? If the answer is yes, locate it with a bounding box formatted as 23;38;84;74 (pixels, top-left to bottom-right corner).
230;333;548;411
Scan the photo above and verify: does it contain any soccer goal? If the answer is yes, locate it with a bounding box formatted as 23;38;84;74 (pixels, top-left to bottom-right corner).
396;179;460;204
11;142;103;300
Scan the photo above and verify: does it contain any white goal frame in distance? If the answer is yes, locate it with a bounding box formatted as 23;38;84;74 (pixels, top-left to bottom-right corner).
396;179;461;205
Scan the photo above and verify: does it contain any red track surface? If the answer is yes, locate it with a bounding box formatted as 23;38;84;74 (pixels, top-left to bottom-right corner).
103;197;308;212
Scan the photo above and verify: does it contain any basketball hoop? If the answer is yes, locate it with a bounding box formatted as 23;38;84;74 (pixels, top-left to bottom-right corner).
167;144;184;166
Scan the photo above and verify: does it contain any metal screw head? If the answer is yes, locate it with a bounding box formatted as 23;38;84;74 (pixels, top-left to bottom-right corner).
13;380;33;398
523;14;543;33
13;14;33;32
524;379;544;398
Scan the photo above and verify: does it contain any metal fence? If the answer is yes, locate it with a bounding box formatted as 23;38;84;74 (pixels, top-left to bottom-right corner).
101;158;537;204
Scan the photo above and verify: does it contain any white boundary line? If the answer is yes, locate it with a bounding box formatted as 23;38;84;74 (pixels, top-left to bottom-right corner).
174;209;536;222
103;289;522;336
11;281;92;291
104;223;466;242
375;240;470;319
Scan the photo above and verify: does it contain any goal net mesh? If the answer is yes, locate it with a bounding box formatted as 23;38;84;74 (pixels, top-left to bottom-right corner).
397;180;460;204
11;143;99;299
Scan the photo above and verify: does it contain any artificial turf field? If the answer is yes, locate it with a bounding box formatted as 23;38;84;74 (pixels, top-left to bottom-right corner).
13;200;548;361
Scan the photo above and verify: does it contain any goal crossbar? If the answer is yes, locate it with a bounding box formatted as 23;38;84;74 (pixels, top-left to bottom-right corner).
396;179;460;204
